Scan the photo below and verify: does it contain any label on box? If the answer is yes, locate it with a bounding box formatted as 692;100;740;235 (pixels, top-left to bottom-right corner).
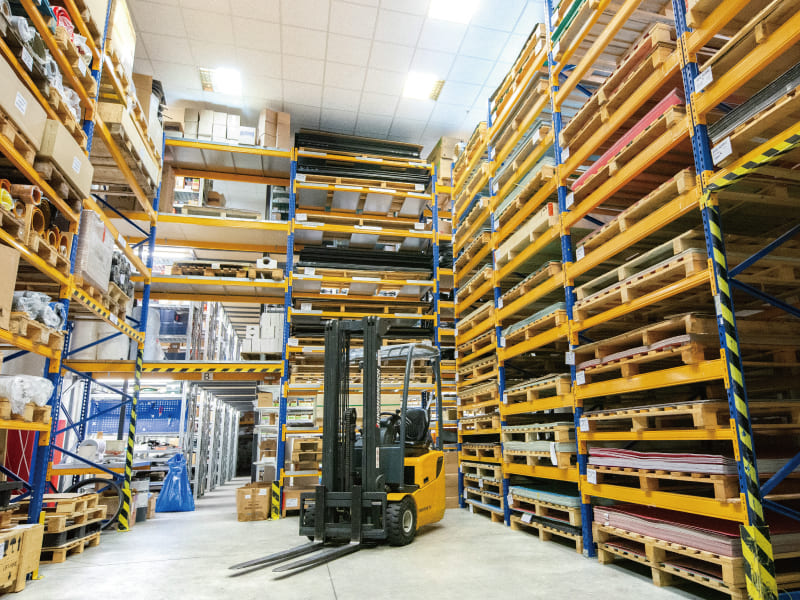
576;245;585;261
694;67;713;93
296;213;308;222
21;47;33;71
565;351;575;365
414;222;425;230
286;498;298;508
565;192;575;208
72;156;82;174
576;371;586;385
711;137;733;166
521;512;533;524
259;489;267;495
587;468;597;484
14;92;26;116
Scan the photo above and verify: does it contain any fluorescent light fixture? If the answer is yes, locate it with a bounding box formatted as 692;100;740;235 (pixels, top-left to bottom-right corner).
428;0;479;23
403;72;440;100
151;247;194;259
199;67;242;95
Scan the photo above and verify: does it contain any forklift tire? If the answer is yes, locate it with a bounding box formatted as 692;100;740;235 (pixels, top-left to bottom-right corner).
386;497;416;546
303;505;316;541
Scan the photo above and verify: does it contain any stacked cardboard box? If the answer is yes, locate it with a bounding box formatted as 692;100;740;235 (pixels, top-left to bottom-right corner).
241;309;284;354
256;109;291;149
183;109;248;145
427;136;462;183
236;482;271;521
444;450;459;509
131;73;164;156
282;436;321;513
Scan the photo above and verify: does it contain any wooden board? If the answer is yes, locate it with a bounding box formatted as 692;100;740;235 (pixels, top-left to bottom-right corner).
496;202;559;267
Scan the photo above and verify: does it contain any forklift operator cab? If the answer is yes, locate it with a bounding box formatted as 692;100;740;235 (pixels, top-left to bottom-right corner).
299;318;447;547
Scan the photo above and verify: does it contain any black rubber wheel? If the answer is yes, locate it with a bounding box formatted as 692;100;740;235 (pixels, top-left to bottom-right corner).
386;496;416;546
303;504;316;541
64;477;123;530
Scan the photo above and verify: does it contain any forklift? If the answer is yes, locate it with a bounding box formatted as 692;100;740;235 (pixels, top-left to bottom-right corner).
231;317;447;574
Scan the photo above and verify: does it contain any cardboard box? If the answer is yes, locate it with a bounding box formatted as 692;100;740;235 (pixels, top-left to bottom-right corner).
0;246;20;331
213;111;227;125
239;126;256;145
245;325;259;339
226;113;240;139
0;528;22;590
260;439;277;452
105;0;136;81
276;111;291;150
237;483;271;521
258;465;277;483
257;391;273;408
282;487;313;515
184;121;198;139
206;191;225;207
0;55;47;151
212;123;227;141
198;110;214;137
97;103;160;186
38;120;94;198
147;494;157;519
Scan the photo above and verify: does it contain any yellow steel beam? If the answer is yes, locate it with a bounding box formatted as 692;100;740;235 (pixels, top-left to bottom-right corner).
456;341;496;365
123;211;289;231
166;137;292;159
172;167;289;186
503;462;579;482
127;238;288;253
555;0;638;108
500;322;569;361
574;359;725;400
454;139;488;192
455;246;492;283
294;274;433;287
562;115;690;229
565;189;698;281
459;280;493;313
149;276;286;289
21;0;94;114
295;222;434;239
296;149;432;171
145;292;271;304
291;292;428;303
576;268;711;332
453;206;491;254
500;394;574;416
497;224;560;281
493;101;553;178
579;427;735;442
562;52;681;179
693;9;800;117
295;208;426;227
0;327;60;360
62;0;100;64
93;116;157;223
581;479;745;522
686;0;765;54
64;360;282;373
70;286;144;343
554;0;613;76
492;49;548;138
291;309;435;320
497;178;558;243
456;319;494;345
295;182;432;201
454;169;492;223
83;198;150;280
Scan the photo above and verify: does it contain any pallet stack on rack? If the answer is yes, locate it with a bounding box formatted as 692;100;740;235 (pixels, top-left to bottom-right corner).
452;0;800;597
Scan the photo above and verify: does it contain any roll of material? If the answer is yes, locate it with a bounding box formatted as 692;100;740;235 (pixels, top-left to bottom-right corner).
12;200;25;218
29;207;45;235
58;232;70;256
47;229;58;246
9;184;41;205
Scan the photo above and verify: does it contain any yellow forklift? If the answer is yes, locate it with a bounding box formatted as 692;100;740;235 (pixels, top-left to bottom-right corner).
231;317;446;574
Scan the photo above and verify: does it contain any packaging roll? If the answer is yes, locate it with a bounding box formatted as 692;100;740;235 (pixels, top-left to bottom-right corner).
29;207;45;235
58;233;70;256
9;184;41;205
47;229;58;246
12;200;25;218
0;179;9;193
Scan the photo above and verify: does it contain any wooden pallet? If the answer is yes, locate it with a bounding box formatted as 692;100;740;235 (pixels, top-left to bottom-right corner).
91;124;157;199
463;476;502;495
453;122;487;185
72;0;103;44
594;523;746;599
502;423;574;444
560;24;677;151
573;105;688;198
54;26;98;97
464;488;504;511
460;461;503;480
492;72;550;160
454;231;491;274
505;448;575;469
587;465;740;500
510;514;584;553
27;230;71;275
465;499;505;523
576;169;696;257
500;261;562;306
457;380;497;405
40;531;101;564
494;122;552;194
456;330;496;361
496;202;559;267
175;204;261;220
509;492;582;527
98;46;134;104
495;164;557;236
460;443;502;462
296;172;423;194
460;413;501;434
457;356;498;384
454;196;490;250
573;247;708;322
0;203;27;242
502;307;569;348
7;312;64;351
491;23;546;119
455;161;492;214
456;264;493;304
456;300;493;335
0;108;36;165
503;374;573;414
32;160;83;208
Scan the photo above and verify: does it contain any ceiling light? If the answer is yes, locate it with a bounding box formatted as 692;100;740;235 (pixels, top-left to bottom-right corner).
199;67;242;95
428;0;479;23
403;72;443;100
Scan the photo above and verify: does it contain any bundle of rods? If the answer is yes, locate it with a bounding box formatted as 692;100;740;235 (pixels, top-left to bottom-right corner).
0;179;70;257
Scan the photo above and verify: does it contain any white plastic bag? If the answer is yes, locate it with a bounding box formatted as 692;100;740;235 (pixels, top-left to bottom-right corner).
0;375;54;413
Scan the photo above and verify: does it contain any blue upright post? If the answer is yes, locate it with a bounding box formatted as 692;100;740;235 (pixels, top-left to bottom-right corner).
543;0;594;557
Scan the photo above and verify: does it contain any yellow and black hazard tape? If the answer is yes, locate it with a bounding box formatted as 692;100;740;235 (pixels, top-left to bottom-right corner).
71;288;142;341
270;481;281;520
143;365;282;373
742;525;778;600
118;350;144;532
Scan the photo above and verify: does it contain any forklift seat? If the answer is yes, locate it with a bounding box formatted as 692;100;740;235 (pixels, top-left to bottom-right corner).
404;408;428;443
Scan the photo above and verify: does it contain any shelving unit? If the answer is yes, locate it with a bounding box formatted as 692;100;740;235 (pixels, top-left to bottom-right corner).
452;0;800;597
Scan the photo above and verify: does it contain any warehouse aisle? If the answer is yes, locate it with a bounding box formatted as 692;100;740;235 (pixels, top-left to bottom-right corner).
24;480;704;600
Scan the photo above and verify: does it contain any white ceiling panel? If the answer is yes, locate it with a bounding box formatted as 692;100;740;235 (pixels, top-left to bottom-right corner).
330;1;378;39
374;10;424;46
131;0;541;155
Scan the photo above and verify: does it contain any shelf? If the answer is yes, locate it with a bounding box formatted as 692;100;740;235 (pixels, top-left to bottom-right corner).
165;137;291;182
62;360;283;380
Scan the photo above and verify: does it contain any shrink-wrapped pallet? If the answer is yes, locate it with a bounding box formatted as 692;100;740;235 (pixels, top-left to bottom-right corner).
74;210;113;294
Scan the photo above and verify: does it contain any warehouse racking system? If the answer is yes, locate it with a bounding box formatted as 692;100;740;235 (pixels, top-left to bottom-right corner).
453;0;800;598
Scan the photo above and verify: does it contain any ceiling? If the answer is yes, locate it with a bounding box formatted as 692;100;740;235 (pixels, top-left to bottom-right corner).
128;0;545;152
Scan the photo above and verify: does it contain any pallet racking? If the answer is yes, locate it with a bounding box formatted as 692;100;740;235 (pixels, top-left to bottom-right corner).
453;0;800;597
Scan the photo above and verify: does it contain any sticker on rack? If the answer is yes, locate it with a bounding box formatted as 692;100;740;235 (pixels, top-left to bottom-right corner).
576;371;586;385
587;468;597;485
579;416;589;432
14;92;26;116
296;213;308;222
20;47;33;71
478;479;484;489
109;313;119;325
711;137;733;166
565;192;575;209
414;222;425;230
694;67;713;93
295;174;306;182
575;246;585;261
521;513;533;524
288;337;299;346
565;351;575;366
502;392;508;404
497;297;503;309
561;146;570;161
499;336;505;347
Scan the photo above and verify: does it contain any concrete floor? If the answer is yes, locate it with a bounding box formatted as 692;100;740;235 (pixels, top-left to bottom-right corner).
23;478;716;600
